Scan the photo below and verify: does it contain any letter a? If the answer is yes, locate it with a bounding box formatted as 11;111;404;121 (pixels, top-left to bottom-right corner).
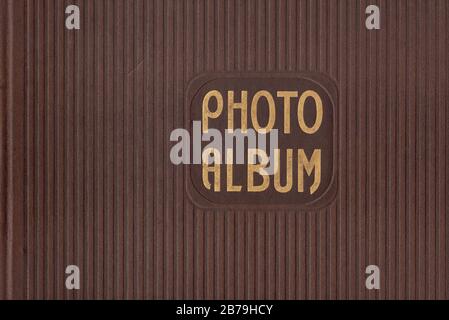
65;265;80;290
365;265;380;290
365;5;380;30
65;5;80;30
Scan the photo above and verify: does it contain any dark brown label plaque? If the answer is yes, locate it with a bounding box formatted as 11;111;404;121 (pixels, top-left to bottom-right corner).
186;73;338;209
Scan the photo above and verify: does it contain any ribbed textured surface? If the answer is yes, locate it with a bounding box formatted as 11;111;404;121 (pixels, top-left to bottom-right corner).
0;2;7;301
2;0;449;299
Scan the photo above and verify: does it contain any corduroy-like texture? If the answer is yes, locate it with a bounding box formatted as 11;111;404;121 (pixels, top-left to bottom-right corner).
1;0;448;299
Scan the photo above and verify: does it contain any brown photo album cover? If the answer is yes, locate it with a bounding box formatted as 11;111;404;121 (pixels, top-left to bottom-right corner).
1;0;448;303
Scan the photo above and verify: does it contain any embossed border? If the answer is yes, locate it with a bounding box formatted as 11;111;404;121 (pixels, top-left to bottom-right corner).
184;72;339;211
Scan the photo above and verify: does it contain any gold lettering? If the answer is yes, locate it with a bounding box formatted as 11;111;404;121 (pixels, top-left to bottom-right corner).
202;90;223;133
228;90;248;132
251;90;276;133
277;91;298;134
297;90;323;134
274;149;293;193
247;149;269;192
298;149;321;194
226;149;242;192
202;148;221;191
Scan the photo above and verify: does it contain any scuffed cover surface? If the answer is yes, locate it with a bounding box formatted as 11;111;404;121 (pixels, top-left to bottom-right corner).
1;0;449;299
